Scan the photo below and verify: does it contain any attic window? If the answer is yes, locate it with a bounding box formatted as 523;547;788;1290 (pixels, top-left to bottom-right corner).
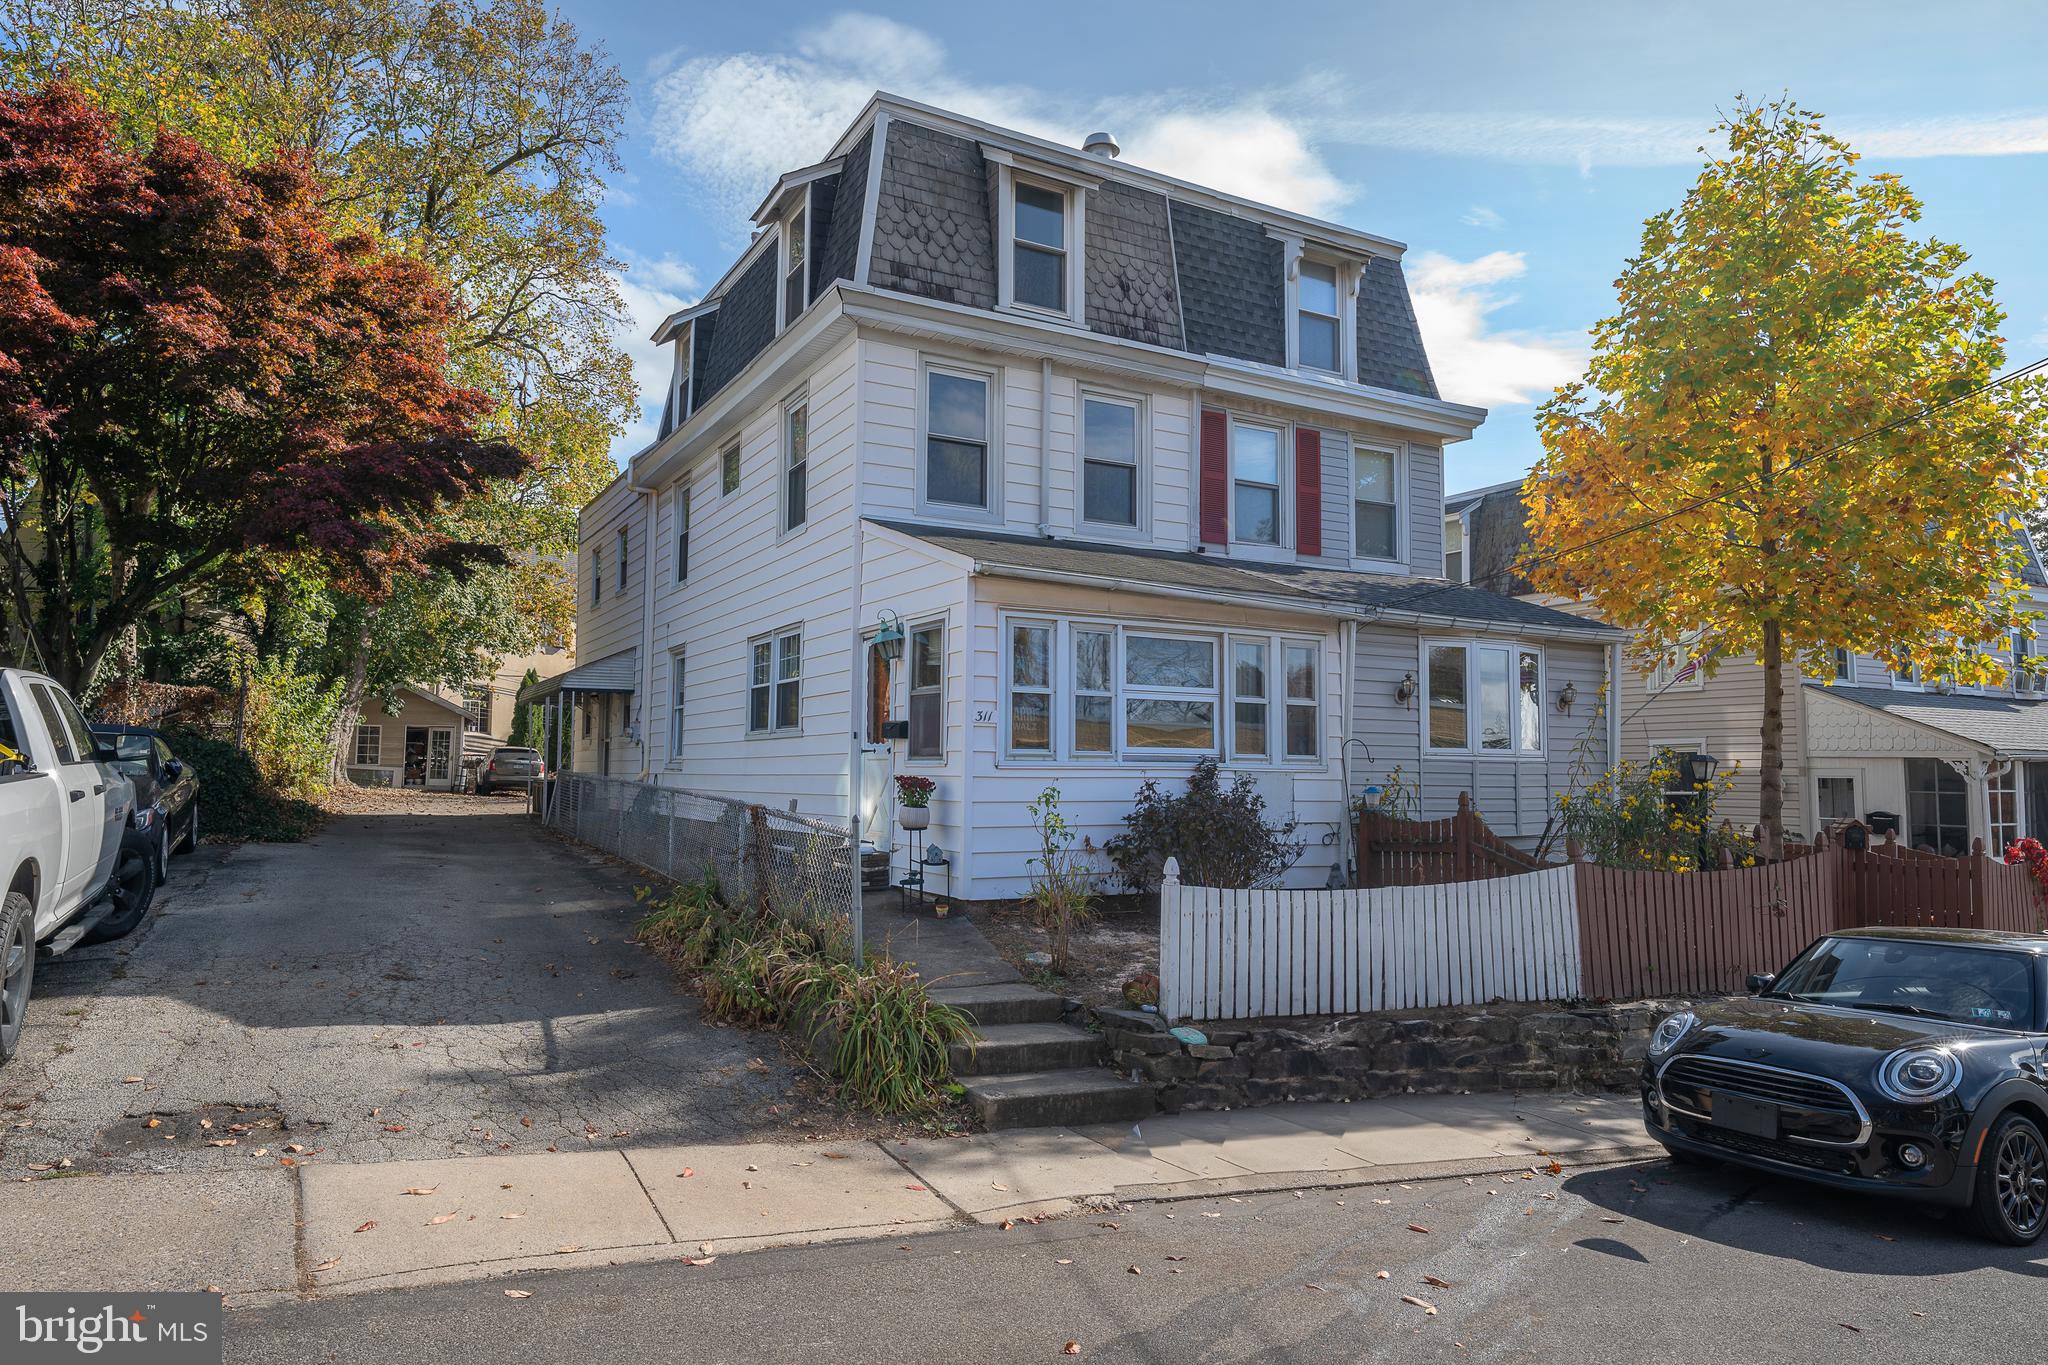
781;204;808;328
991;157;1088;324
1298;261;1341;373
1281;242;1360;381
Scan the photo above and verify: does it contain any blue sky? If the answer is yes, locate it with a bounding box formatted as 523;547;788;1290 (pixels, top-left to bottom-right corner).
570;0;2048;493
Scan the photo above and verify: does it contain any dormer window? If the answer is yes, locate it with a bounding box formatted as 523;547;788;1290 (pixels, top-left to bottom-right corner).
989;151;1090;325
1013;184;1067;312
780;205;808;329
1297;261;1341;373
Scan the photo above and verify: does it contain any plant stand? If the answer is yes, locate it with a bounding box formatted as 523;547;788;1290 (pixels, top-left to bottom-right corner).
898;826;929;913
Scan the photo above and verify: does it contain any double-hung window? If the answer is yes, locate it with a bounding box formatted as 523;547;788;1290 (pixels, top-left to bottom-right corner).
1354;444;1399;562
590;546;602;605
720;441;741;496
673;484;690;584
783;398;808;532
1011;181;1068;313
1427;641;1543;754
1081;395;1140;529
615;526;628;594
781;207;807;327
1072;627;1113;754
1284;642;1320;758
1123;634;1217;753
1232;423;1282;546
1297;261;1341;373
909;624;944;761
1443;514;1465;581
925;365;992;512
2014;632;2039;694
1833;647;1854;683
749;629;802;734
669;651;686;759
1230;640;1269;761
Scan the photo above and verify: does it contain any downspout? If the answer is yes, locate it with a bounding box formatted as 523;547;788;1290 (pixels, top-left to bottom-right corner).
1038;358;1054;536
1606;638;1622;775
629;481;657;780
1338;618;1358;883
848;350;868;967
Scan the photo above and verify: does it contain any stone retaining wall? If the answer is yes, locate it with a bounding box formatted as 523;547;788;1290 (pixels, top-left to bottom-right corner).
1094;998;1704;1113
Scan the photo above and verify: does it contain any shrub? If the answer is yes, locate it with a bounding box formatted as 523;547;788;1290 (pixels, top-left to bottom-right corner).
1104;756;1303;893
161;730;324;842
243;658;341;800
1555;749;1754;871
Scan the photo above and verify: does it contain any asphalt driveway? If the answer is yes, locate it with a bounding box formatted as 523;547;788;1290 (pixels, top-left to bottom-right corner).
0;795;809;1175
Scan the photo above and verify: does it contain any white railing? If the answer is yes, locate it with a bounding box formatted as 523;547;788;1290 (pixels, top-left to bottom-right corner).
1157;857;1584;1022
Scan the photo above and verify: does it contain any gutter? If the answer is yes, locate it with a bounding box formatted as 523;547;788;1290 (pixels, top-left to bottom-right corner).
630;481;657;780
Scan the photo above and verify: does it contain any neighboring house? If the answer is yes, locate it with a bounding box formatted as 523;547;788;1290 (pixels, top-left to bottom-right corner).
350;642;576;788
1448;483;2048;853
556;92;1620;899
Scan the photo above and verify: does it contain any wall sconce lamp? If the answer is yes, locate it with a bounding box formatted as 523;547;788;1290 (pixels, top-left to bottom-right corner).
1556;680;1578;715
1395;672;1417;706
872;610;906;663
1684;751;1721;786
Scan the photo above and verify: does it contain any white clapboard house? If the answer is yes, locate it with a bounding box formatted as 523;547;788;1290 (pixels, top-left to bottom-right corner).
538;93;1622;899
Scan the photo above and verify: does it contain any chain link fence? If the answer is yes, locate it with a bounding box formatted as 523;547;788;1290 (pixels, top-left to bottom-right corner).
543;772;856;937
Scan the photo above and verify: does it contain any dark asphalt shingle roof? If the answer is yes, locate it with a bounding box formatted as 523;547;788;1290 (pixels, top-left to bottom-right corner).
873;522;1618;637
1821;686;2048;757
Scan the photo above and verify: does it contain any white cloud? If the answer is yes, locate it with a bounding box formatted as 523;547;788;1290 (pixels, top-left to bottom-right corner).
1406;250;1585;411
1461;205;1506;230
1308;108;2048;171
608;253;701;460
647;11;1352;233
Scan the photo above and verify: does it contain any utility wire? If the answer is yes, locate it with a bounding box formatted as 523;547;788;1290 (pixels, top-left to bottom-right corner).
1372;354;2048;622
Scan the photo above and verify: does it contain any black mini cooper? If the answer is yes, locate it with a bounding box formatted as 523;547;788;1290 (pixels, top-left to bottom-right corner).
1644;926;2048;1243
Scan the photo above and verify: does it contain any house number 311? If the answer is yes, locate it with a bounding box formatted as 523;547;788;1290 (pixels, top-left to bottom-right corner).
973;707;997;725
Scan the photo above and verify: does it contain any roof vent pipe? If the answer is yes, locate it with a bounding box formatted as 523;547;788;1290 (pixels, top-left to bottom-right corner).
1081;131;1120;159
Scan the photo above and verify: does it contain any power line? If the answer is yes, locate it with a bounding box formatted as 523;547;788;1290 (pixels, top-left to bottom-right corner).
1374;354;2048;622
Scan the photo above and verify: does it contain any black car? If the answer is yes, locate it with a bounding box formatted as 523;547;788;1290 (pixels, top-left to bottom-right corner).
88;723;200;878
1644;927;2048;1243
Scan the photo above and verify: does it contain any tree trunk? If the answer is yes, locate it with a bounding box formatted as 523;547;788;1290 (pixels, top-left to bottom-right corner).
323;621;374;787
1759;618;1786;860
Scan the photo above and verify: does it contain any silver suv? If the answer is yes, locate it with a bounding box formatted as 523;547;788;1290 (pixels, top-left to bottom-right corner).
476;746;545;795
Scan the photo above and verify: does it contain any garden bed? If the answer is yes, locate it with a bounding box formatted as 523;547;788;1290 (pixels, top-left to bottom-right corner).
977;895;1162;1010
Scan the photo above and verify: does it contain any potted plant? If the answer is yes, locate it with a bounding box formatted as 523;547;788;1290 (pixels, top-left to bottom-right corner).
895;774;936;829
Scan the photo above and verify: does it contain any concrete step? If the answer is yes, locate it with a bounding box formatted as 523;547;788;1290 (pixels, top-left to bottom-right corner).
959;1069;1155;1131
930;983;1063;1028
949;1023;1103;1077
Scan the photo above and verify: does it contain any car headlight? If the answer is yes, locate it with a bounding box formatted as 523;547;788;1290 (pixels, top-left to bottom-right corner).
1876;1048;1961;1104
1649;1011;1698;1057
131;805;157;831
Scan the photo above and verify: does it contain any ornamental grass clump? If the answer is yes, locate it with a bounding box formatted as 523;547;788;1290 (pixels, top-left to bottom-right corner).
634;875;970;1115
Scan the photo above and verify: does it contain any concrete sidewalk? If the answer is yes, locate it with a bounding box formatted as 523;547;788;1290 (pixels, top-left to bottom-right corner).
0;1091;1659;1306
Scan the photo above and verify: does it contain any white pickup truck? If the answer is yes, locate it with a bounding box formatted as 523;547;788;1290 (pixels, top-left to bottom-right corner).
0;667;139;1064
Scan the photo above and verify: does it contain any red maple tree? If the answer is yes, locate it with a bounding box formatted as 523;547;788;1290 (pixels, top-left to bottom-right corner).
0;83;530;690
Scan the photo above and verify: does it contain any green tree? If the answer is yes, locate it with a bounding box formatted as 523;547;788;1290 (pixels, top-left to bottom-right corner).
1524;96;2048;856
508;667;542;748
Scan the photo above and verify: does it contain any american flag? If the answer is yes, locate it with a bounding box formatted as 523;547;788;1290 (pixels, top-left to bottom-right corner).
1663;655;1700;690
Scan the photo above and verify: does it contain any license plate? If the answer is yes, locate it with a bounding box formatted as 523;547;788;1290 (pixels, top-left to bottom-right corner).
1711;1093;1778;1138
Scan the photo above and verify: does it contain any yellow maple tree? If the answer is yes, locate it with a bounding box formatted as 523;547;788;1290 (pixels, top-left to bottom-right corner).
1524;95;2048;854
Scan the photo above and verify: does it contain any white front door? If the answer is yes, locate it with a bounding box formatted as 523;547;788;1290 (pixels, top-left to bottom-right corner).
427;728;454;788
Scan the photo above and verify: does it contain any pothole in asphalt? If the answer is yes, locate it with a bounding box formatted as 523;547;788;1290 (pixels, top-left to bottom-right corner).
96;1104;320;1159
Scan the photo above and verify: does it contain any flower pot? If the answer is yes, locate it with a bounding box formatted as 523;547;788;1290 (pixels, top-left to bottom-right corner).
898;805;931;830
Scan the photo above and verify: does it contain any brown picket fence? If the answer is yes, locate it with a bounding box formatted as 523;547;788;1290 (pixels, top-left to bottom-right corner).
1356;792;1550;886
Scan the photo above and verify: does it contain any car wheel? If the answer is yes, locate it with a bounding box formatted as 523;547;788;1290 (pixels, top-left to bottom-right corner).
1970;1111;2048;1245
175;801;198;855
81;832;155;946
0;891;34;1065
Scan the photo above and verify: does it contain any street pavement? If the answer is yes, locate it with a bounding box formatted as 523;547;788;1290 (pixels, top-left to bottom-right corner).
223;1153;2048;1364
0;796;809;1175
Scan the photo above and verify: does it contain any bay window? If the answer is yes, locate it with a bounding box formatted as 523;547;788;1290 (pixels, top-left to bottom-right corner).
1232;423;1282;545
1354;444;1399;562
1081;394;1140;528
1426;640;1545;754
1003;617;1324;764
925;365;993;512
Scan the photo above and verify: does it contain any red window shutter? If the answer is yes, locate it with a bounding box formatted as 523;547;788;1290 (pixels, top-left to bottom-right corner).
1199;409;1229;546
1295;426;1322;558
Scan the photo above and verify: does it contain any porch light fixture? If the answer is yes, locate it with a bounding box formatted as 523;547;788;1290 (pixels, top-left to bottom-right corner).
872;610;906;663
1556;680;1577;714
1395;671;1417;706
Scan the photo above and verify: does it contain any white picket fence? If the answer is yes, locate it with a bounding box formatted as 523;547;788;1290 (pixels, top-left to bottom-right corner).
1157;858;1585;1022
